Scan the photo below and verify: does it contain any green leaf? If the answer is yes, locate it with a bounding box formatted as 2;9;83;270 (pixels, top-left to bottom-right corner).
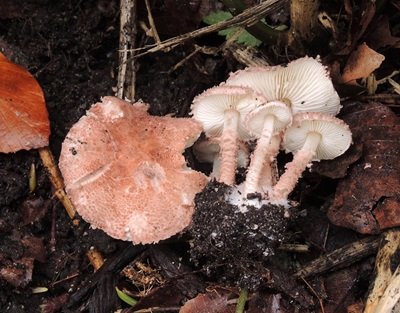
203;10;262;47
203;10;233;25
115;287;137;307
236;31;262;47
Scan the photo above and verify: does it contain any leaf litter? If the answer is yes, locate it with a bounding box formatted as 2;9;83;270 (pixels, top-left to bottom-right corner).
0;0;400;312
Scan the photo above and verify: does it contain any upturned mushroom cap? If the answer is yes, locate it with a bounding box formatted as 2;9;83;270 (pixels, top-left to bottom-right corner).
283;112;352;161
225;57;341;116
283;57;341;115
191;85;266;140
245;101;292;137
225;65;284;101
59;97;208;244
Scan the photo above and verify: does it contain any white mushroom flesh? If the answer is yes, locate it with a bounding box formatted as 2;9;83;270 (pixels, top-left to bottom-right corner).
271;112;352;201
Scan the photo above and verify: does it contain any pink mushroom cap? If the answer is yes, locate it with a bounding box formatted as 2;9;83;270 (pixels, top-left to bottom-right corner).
59;97;208;244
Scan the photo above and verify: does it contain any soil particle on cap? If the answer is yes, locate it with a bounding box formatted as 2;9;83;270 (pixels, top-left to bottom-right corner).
189;180;289;290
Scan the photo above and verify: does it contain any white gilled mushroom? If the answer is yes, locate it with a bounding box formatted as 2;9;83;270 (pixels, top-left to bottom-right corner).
271;112;352;201
225;65;284;101
258;134;281;192
193;138;249;179
283;56;341;115
226;57;341;193
225;56;341;116
243;101;292;195
191;85;266;185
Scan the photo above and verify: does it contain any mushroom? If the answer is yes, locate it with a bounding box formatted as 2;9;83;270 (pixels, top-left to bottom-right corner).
225;57;341;193
271;112;352;201
193;138;250;179
59;97;208;244
225;65;284;101
225;56;341;116
191;85;266;185
258;134;281;192
243;101;292;195
282;56;341;115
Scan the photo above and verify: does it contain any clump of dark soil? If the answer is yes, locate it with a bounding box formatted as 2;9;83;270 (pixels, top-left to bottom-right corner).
190;180;289;290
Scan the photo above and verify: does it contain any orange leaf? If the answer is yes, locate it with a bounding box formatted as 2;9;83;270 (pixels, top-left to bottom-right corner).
0;52;50;153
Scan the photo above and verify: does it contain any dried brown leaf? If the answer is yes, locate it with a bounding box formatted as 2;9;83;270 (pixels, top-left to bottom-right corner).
0;257;34;288
327;102;400;234
179;292;234;313
339;0;376;54
341;43;385;84
313;141;363;179
366;15;400;50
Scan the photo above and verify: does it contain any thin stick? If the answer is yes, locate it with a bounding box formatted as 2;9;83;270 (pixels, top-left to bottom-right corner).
38;147;76;219
373;265;400;313
87;247;105;272
278;243;310;253
301;277;326;313
129;0;285;57
364;230;400;313
144;0;161;44
117;0;137;99
294;236;380;278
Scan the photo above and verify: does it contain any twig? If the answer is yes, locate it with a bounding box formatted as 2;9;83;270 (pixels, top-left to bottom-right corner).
38;147;77;220
87;247;105;272
224;43;270;66
129;0;286;58
301;277;326;313
144;0;161;45
222;0;284;44
357;94;400;105
364;230;400;313
29;162;36;193
69;244;147;308
278;243;310;252
117;0;137;100
373;265;400;313
294;236;380;278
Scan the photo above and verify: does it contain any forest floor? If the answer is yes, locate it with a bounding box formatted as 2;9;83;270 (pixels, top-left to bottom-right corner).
0;1;399;313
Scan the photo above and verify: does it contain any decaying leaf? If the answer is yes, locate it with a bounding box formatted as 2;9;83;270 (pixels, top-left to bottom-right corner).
0;257;34;288
313;141;363;179
341;43;385;84
340;0;376;54
328;102;400;234
0;52;50;153
366;15;400;50
179;292;234;313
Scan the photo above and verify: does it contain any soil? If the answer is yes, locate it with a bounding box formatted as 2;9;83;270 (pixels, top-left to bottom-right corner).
190;181;288;290
0;1;399;313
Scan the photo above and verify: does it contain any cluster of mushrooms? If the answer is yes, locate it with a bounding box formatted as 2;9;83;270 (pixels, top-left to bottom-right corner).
58;56;352;245
191;56;352;206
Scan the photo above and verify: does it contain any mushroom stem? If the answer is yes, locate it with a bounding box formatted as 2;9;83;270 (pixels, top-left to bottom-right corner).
271;131;321;200
244;114;275;194
259;134;281;191
219;109;240;185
